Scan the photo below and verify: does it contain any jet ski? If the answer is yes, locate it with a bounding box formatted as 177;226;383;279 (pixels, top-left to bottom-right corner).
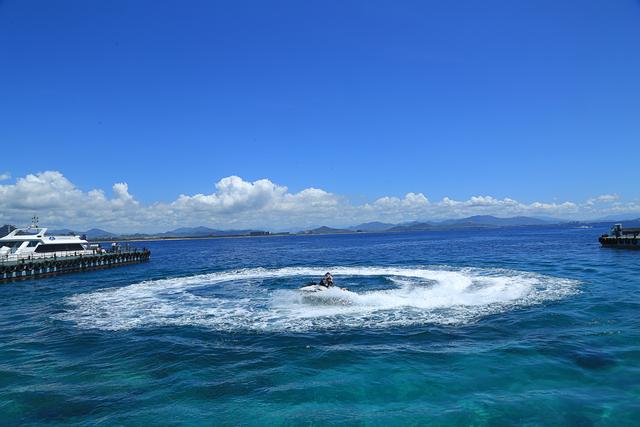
300;282;329;292
299;282;347;292
299;282;352;306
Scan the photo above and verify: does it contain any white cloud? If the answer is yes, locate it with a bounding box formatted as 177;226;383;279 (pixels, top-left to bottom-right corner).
427;196;578;220
596;194;619;203
0;171;154;231
0;171;83;210
586;194;620;205
370;192;429;209
172;177;340;224
0;172;10;181
0;171;638;232
113;182;132;201
174;176;290;212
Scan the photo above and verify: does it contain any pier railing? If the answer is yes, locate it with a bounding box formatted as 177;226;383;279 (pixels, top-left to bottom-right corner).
0;248;151;283
0;247;148;267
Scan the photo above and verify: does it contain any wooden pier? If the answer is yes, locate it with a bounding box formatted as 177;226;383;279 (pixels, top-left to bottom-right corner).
598;236;640;249
0;249;151;283
599;224;640;250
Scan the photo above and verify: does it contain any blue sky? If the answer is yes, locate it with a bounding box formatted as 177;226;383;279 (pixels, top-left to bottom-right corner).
1;1;639;230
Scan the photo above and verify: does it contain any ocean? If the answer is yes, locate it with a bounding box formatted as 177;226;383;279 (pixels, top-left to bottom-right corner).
1;226;638;425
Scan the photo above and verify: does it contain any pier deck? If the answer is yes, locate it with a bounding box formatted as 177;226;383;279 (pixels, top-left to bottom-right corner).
0;249;151;283
598;236;640;249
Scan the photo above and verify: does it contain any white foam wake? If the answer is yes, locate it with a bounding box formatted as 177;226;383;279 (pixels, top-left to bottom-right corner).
56;266;580;332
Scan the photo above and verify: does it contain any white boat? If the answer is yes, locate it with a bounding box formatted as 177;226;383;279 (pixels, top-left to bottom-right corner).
299;284;329;292
0;218;95;262
299;283;348;293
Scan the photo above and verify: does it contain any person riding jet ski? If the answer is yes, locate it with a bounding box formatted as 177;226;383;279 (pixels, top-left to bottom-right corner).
318;272;334;288
300;272;345;292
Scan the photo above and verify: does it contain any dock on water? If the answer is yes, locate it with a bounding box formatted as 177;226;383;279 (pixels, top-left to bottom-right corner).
599;224;640;249
0;248;151;283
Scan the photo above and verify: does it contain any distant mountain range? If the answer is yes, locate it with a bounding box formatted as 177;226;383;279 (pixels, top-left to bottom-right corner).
51;226;267;240
386;216;561;233
3;214;640;240
348;222;396;232
442;215;557;226
325;215;569;234
305;226;353;235
594;213;640;222
1;224;270;240
156;226;260;237
49;228;118;239
301;215;640;235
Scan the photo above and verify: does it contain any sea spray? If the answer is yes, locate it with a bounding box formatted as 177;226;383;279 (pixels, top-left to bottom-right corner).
57;266;580;332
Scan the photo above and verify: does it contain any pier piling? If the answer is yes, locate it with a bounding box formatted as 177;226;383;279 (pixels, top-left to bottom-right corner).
0;249;151;283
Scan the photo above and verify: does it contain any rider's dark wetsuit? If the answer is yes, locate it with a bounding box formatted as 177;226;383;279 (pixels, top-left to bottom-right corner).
319;278;334;288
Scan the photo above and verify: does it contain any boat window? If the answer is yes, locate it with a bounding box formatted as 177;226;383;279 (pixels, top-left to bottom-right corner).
2;241;26;249
27;241;39;247
34;243;85;253
15;229;43;236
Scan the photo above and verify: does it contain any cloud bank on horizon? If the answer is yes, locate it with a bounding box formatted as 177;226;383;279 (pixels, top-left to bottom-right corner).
0;171;637;233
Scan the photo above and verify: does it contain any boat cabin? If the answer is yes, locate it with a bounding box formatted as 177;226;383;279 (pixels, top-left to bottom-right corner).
0;224;91;260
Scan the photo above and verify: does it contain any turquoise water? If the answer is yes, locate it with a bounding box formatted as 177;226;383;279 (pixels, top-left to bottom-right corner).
1;226;639;425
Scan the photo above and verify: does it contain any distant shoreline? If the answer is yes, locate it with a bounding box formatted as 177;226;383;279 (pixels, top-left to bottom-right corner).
91;221;613;244
93;230;366;243
4;216;632;245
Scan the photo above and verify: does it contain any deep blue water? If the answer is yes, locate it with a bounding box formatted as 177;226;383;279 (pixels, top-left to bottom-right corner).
1;226;639;426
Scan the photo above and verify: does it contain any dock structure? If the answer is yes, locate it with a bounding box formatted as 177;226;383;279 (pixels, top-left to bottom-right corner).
0;248;151;283
599;224;640;249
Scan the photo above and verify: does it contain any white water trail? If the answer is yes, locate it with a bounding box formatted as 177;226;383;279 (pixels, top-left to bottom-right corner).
56;266;579;332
